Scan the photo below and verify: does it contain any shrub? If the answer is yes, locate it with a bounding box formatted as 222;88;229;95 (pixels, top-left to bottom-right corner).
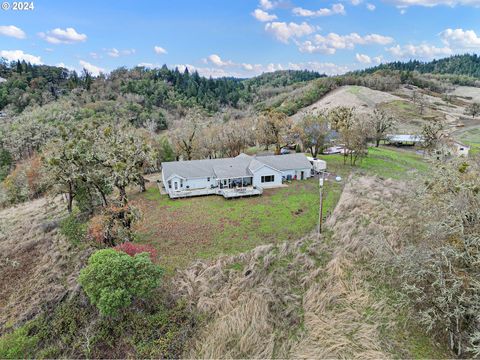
86;205;140;246
114;242;158;261
59;215;87;246
0;326;38;359
1;155;47;205
79;249;163;316
394;159;480;356
0;147;12;182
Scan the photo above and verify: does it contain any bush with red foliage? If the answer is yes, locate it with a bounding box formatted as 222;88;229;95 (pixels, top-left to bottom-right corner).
114;242;158;262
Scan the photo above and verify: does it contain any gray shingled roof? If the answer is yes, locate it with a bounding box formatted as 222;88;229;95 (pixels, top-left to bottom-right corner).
255;153;312;171
248;158;265;172
162;153;312;180
213;162;251;179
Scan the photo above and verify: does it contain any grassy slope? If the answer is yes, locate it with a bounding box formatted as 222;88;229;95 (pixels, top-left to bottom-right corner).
132;179;343;273
457;127;480;155
0;146;439;358
132;147;429;273
174;174;449;359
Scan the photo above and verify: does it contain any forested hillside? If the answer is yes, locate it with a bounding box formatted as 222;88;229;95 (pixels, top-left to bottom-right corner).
357;54;480;81
0;60;322;115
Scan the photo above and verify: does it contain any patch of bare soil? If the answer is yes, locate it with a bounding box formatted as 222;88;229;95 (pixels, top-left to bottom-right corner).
0;197;91;333
450;86;480;103
173;175;439;358
291;85;403;122
131;192;220;270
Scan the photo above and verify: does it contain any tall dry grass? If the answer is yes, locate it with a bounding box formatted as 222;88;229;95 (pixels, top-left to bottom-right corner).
173;176;414;358
0;197;91;333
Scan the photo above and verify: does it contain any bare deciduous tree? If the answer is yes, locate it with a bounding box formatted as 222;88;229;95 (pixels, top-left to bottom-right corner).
421;119;444;155
371;107;396;147
256;109;293;155
171;111;201;160
293;110;329;157
465;102;480;119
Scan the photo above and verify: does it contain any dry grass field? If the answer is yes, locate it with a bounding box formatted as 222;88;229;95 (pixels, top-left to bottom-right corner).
0;197;90;334
173;176;450;358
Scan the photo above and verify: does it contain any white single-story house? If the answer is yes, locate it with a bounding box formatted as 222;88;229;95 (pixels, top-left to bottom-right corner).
161;153;313;199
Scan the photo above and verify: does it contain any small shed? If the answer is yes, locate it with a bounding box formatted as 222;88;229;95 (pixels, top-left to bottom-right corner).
452;141;470;157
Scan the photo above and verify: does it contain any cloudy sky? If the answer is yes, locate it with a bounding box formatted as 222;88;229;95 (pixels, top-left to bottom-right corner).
0;0;479;77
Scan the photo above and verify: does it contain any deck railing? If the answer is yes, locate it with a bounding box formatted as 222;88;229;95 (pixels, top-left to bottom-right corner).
169;186;262;199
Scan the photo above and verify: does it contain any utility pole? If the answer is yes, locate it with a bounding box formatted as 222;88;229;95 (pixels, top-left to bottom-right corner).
317;171;325;239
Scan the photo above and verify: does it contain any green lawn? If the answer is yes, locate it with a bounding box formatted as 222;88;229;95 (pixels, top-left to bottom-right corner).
457;127;480;156
132;179;343;273
316;146;429;180
132;146;428;273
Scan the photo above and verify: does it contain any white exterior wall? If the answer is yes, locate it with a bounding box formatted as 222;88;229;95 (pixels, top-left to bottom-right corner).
165;175;184;194
183;177;216;190
252;166;283;188
280;168;312;180
165;176;216;193
454;143;470;157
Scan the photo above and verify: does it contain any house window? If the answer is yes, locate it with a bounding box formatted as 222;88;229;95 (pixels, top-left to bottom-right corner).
261;175;275;183
207;177;210;181
180;180;183;187
168;180;172;189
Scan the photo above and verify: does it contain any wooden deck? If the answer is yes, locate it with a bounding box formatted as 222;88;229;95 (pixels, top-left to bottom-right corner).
221;187;263;198
164;186;263;199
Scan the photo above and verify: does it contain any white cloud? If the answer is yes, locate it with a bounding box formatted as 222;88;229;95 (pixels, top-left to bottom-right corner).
265;21;315;43
298;32;394;54
138;62;164;68
260;0;274;9
241;63;263;71
172;60;350;78
384;0;480;7
288;61;350;75
297;41;337;54
154;45;167;55
387;44;452;59
292;4;346;17
206;54;235;67
373;55;384;63
175;63;242;78
352;0;363;4
440;28;480;49
137;62;159;68
356;53;372;63
0;50;42;64
252;8;278;21
366;3;377;10
38;27;87;44
106;48;135;57
0;25;26;39
55;62;76;71
79;60;105;76
108;48;120;58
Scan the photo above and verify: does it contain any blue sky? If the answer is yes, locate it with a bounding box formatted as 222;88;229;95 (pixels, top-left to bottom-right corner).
0;0;479;77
